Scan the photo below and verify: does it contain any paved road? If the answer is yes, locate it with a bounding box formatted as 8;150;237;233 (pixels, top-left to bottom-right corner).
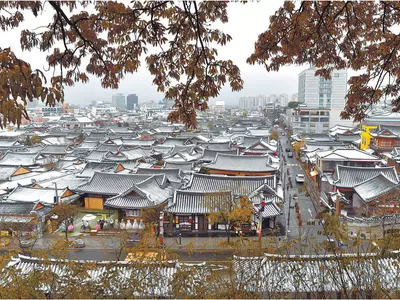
279;134;318;239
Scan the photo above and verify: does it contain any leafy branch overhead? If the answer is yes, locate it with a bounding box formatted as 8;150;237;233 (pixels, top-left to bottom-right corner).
0;1;243;128
1;1;399;128
247;1;400;122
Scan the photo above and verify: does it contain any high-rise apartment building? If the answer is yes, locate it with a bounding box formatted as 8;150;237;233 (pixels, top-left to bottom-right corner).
127;94;139;110
296;66;354;131
298;66;347;109
112;93;126;109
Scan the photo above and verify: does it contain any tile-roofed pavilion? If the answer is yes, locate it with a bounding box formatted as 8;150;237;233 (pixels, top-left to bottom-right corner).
203;153;277;176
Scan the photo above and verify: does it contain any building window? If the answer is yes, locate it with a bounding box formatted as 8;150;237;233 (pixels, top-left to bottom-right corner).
179;216;190;224
323;124;330;128
301;117;309;122
380;140;392;147
320;117;329;122
310;123;316;127
310;117;319;122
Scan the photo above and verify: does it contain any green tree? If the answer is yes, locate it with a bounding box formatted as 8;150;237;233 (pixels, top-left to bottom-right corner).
288;101;299;109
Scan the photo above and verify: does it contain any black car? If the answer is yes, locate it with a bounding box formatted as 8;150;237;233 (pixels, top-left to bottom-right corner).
288;152;293;158
285;148;291;152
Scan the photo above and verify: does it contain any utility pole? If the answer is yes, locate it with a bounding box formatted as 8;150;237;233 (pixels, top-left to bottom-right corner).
54;182;59;204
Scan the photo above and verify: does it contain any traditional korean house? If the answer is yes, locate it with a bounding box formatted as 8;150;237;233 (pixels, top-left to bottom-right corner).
76;172;167;210
0;201;53;238
242;139;277;156
5;186;80;204
370;124;400;154
203;153;277;176
322;165;399;216
353;173;400;216
164;190;234;234
104;176;172;220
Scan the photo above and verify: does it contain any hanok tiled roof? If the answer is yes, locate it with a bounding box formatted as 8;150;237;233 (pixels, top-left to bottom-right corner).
123;139;156;147
0;166;20;181
77;141;100;149
371;124;400;138
316;148;380;161
247;129;271;137
204;153;276;173
0;140;22;147
233;254;400;294
0;201;53;216
84;150;109;162
200;149;239;162
186;173;276;196
40;174;88;191
96;143;122;152
354;173;399;202
238;136;262;148
161;137;188;146
136;167;184;184
40;145;70;155
254;200;282;218
76;172;166;196
6;255;209;298
166;190;233;214
334;133;360;142
0;152;39;166
77;162;119;178
6;186;60;204
164;161;194;172
200;141;231;151
334;165;399;188
104;176;172;209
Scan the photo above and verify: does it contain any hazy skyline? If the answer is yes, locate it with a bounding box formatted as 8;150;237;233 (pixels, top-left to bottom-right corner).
4;1;305;106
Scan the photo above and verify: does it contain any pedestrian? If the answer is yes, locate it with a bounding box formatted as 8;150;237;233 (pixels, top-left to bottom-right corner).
100;219;104;230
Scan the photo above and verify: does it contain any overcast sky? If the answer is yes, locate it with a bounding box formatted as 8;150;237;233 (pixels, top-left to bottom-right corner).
4;1;305;106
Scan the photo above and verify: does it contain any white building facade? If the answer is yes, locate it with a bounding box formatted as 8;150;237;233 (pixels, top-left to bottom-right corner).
297;67;355;131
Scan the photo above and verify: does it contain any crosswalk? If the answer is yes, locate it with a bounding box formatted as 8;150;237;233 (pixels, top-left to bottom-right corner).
287;164;299;167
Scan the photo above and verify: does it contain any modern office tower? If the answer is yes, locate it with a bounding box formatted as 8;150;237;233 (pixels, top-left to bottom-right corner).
127;94;139;110
112;93;126;109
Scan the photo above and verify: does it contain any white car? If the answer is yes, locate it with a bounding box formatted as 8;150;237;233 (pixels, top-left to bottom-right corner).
295;174;305;183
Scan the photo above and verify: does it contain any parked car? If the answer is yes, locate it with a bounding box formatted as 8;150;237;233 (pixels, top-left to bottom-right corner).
288;152;293;158
296;174;305;183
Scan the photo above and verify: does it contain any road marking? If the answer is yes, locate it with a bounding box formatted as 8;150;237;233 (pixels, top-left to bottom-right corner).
287;164;298;166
